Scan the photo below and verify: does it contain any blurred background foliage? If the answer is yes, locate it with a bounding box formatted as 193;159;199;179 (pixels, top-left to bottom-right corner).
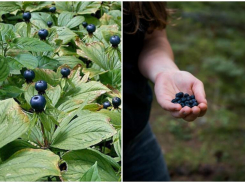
149;2;245;181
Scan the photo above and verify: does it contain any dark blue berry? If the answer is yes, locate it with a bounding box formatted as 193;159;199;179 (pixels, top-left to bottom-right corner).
110;35;121;47
186;96;191;101
185;101;189;105
189;100;193;104
30;95;46;111
23;12;31;22
24;70;35;82
176;92;184;98
177;100;182;104
38;29;49;40
193;102;198;106
112;97;121;108
61;67;71;78
82;22;88;28
47;21;53;27
175;97;181;101
35;80;48;92
181;97;186;102
103;101;111;109
184;93;189;98
190;95;195;99
49;7;56;13
181;103;185;107
86;24;96;33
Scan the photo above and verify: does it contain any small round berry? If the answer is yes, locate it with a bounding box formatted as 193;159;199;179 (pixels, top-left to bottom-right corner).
190;95;195;99
112;97;121;108
35;80;48;92
82;22;88;28
61;67;71;78
176;92;184;98
38;29;49;40
86;24;96;33
103;101;111;109
184;93;189;98
109;35;121;47
49;7;56;13
23;70;35;82
23;12;31;22
30;95;46;111
47;21;53;27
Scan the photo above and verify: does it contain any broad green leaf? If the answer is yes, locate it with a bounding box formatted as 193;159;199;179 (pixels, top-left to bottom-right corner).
56;26;77;44
21;124;44;147
100;10;121;28
0;57;10;81
100;69;121;89
113;130;121;159
83;103;102;111
61;149;118;181
56;1;101;15
14;22;29;38
55;56;85;68
77;42;121;71
83;14;101;26
0;139;36;162
12;37;53;52
58;12;85;29
56;81;110;112
7;57;22;70
15;54;38;69
80;162;101;181
98;109;121;128
0;2;20;13
0;99;30;148
75;1;101;15
23;1;51;12
46;85;61;106
23;83;37;106
0;85;23;100
30;12;54;29
0;149;60;181
37;56;59;70
33;68;61;86
51;112;116;150
0;23;14;42
83;68;107;78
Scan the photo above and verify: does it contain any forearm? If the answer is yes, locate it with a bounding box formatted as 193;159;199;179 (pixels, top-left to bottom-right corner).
138;29;179;83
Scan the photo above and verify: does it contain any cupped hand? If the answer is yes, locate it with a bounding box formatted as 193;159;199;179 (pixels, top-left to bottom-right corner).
154;70;208;121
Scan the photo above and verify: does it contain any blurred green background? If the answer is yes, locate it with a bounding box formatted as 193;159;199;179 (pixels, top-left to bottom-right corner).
149;2;245;181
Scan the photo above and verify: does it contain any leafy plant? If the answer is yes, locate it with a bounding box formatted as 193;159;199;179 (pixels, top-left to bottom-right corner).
0;1;121;181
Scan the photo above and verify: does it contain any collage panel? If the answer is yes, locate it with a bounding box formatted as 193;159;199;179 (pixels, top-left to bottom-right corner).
0;1;121;182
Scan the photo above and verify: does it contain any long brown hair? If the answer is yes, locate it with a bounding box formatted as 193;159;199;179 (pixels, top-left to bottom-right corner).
124;2;171;34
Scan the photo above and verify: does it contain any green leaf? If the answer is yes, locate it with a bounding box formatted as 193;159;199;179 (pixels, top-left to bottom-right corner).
46;85;61;106
83;68;107;78
0;139;36;162
113;130;121;159
0;57;10;81
0;85;23;100
80;162;101;181
0;2;21;13
61;149;118;181
12;37;53;52
0;149;60;181
51;112;116;150
30;12;54;30
37;56;59;70
100;69;121;89
58;12;85;29
14;22;27;37
98;109;121;129
33;68;60;86
0;23;14;42
14;54;38;69
38;112;52;132
0;99;30;148
22;1;51;12
56;81;110;112
23;83;37;106
55;56;85;68
56;26;77;44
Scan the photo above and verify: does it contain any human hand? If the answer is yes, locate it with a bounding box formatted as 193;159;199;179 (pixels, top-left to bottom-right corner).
154;70;208;121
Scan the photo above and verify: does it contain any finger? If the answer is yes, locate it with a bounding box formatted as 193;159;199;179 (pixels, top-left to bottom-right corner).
171;106;192;118
183;106;201;121
198;103;208;117
192;80;207;104
157;99;182;112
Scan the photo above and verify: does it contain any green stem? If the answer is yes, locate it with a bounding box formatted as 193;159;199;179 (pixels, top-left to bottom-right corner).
27;22;31;37
41;122;49;148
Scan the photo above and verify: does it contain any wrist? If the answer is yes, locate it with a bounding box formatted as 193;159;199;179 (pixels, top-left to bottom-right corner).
153;67;180;83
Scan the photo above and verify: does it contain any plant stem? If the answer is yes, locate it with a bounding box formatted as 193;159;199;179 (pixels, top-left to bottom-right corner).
41;122;49;148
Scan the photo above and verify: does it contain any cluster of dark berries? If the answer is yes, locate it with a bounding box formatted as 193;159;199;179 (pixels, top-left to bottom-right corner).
103;97;121;109
172;92;198;108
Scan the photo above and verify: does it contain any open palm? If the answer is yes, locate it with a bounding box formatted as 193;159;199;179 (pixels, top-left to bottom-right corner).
154;70;208;121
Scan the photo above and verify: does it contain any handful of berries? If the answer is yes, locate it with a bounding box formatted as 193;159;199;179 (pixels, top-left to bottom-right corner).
172;92;198;108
